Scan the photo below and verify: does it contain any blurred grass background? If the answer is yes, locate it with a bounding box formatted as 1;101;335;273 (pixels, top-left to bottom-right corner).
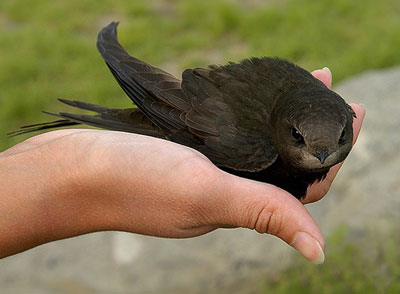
264;226;400;294
1;0;400;292
2;0;400;151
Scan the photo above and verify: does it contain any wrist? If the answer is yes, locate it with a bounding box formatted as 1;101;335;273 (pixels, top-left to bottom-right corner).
0;143;108;258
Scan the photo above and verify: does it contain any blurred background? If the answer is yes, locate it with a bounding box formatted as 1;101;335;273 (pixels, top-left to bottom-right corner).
1;0;400;293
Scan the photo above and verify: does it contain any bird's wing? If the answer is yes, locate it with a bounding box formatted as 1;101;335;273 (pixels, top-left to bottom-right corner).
181;68;278;172
97;22;277;171
97;22;190;134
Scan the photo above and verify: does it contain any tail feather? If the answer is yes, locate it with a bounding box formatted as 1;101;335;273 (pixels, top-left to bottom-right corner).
8;119;79;137
45;111;164;137
9;98;165;138
57;98;109;112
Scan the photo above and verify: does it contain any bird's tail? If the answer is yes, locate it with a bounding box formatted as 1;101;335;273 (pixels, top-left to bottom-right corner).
9;98;165;138
8;119;79;136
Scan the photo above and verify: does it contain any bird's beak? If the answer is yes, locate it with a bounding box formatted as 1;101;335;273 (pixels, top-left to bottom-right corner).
315;150;329;164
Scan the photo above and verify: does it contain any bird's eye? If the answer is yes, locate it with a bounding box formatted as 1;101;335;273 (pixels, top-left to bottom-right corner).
339;129;346;143
291;127;304;144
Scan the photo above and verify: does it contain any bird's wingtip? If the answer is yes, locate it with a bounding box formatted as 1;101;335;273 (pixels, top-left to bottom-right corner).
97;21;120;53
104;21;119;31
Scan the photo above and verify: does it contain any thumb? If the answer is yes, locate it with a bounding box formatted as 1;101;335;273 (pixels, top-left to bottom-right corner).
214;174;325;264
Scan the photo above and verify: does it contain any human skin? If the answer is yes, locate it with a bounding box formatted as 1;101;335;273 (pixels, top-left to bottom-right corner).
0;69;365;263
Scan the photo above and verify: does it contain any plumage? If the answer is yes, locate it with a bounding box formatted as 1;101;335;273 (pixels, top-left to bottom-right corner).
11;22;355;199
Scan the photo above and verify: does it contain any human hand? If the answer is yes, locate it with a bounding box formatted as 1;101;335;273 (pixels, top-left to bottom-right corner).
0;69;364;263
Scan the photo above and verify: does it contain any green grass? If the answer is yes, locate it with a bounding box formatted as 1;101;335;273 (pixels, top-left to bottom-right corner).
263;226;400;294
1;0;400;151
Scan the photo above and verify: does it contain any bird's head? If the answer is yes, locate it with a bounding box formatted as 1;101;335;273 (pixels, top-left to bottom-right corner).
271;88;355;171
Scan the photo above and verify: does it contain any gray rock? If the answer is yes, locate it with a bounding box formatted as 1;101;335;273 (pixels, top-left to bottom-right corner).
1;66;399;293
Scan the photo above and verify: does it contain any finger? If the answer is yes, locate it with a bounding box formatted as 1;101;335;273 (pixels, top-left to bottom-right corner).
302;103;366;204
312;67;332;89
213;174;325;264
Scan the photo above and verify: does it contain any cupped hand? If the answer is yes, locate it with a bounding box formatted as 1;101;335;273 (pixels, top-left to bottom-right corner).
0;68;364;263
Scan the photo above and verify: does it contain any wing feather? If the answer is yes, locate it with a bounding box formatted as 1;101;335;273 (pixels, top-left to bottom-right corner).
180;67;278;171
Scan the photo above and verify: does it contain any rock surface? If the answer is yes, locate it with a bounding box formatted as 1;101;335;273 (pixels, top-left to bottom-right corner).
1;66;399;293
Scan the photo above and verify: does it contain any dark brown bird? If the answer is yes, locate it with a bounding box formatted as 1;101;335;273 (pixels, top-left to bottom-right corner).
11;22;355;199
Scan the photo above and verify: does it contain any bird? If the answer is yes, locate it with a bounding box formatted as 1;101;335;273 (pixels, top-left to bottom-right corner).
10;22;356;199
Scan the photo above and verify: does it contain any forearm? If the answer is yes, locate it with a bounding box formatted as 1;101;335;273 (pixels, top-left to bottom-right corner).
0;134;210;258
0;145;107;258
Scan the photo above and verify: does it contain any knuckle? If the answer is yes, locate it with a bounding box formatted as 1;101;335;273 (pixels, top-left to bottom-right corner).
252;204;283;236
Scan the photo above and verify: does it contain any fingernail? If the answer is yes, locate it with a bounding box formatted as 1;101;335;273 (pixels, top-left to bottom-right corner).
291;232;325;264
322;67;332;76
